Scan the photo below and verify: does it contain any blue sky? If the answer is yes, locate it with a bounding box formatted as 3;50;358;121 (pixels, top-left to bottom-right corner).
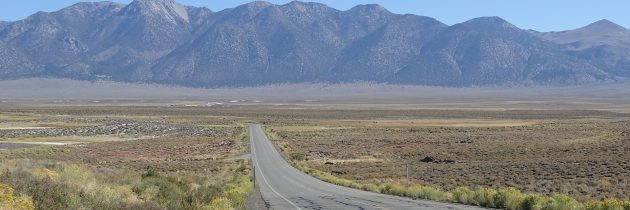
1;0;628;32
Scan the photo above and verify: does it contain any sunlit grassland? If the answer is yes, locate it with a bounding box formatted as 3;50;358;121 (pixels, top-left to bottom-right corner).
262;108;630;210
0;107;254;210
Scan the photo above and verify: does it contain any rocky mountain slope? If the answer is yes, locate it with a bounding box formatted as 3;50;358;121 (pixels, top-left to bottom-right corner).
533;20;630;78
0;0;627;87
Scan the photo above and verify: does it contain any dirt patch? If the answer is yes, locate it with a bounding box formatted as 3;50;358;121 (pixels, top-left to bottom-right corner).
2;135;154;144
338;119;543;127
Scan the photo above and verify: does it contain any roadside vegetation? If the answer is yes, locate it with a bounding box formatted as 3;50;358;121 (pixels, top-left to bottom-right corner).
262;108;630;210
0;159;253;209
286;151;630;210
0;106;253;210
0;183;34;210
298;164;630;210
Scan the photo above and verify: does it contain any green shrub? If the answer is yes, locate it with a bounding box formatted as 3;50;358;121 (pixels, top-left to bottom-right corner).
453;187;476;205
585;198;630;210
208;197;234;210
542;194;582;210
380;184;406;196
0;183;34;210
473;188;497;208
289;153;306;161
494;187;525;210
361;183;380;193
522;194;549;210
585;200;601;210
225;174;253;209
58;164;95;185
133;175;189;208
0;139;254;209
407;185;450;201
89;184;142;209
6;168;87;209
142;166;160;178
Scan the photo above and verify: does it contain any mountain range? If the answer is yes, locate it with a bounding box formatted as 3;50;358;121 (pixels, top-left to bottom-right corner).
0;0;628;87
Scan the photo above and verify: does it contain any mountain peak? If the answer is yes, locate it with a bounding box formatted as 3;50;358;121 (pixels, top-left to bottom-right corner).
465;16;509;24
282;1;330;11
348;4;390;14
345;3;392;21
131;0;175;3
581;19;627;32
125;0;189;23
129;0;178;7
459;16;517;31
237;1;273;11
225;1;275;21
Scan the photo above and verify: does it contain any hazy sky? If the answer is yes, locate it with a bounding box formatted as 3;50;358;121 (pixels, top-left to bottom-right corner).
1;0;628;32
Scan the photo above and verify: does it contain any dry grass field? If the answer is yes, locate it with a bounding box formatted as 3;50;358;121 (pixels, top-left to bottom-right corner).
1;103;629;209
0;106;252;210
262;108;630;202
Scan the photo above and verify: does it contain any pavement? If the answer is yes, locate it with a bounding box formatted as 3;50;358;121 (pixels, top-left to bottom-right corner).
248;124;484;210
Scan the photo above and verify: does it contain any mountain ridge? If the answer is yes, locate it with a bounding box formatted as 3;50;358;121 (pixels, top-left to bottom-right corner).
0;0;628;87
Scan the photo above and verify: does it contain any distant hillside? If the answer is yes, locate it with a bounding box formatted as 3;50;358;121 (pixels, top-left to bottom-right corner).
533;20;630;77
0;0;628;87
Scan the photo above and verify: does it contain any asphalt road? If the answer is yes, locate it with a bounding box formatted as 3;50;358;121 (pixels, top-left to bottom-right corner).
249;124;483;210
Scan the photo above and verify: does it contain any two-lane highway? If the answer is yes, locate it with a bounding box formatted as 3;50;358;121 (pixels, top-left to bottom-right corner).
249;124;483;210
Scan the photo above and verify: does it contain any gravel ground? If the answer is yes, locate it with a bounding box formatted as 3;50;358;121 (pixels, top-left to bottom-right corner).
0;120;217;139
